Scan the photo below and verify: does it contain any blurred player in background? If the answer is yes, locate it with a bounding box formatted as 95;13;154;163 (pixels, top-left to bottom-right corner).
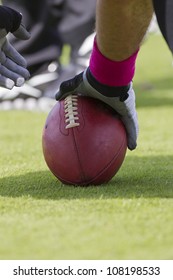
0;0;96;110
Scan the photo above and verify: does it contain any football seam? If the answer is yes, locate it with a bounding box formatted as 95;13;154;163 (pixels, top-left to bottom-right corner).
57;135;127;185
82;136;127;185
71;127;87;183
87;141;125;184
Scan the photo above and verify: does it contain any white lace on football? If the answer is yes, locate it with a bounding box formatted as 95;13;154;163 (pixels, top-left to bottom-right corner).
64;95;80;129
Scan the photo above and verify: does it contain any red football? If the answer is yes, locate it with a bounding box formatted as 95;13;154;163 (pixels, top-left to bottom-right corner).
42;95;127;186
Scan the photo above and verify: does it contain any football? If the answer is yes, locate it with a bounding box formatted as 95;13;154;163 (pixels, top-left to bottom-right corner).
42;94;127;186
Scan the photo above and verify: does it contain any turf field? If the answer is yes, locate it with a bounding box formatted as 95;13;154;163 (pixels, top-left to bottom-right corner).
0;34;173;260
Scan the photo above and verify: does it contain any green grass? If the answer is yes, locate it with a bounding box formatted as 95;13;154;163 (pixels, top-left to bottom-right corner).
0;34;173;260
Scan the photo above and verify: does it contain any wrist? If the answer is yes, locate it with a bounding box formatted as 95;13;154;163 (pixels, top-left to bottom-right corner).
86;68;130;100
89;38;139;87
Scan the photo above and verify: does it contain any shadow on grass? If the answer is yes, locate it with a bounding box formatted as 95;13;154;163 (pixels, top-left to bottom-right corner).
0;156;173;200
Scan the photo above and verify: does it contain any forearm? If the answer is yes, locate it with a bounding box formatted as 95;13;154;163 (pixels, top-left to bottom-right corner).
96;0;154;60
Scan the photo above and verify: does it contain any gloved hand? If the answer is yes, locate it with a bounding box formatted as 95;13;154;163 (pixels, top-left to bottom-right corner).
0;6;30;89
56;68;139;150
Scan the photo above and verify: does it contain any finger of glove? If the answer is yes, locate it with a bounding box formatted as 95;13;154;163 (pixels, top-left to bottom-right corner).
0;64;25;86
2;39;27;67
0;75;14;89
13;23;31;40
0;49;30;80
121;115;138;150
4;57;30;80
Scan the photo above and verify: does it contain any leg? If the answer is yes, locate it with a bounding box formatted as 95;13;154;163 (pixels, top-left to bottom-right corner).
96;0;153;61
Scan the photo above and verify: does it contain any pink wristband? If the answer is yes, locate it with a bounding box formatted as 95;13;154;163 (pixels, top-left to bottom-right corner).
89;38;139;87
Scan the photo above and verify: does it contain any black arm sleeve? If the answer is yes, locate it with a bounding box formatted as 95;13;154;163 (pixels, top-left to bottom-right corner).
0;6;22;33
